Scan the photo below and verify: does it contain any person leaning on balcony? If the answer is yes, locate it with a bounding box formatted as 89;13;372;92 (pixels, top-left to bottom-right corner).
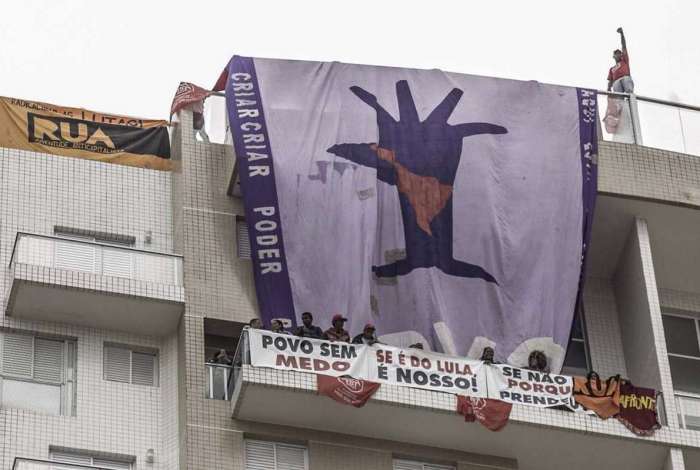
325;314;351;342
211;348;233;366
526;350;550;373
352;323;379;346
607;27;634;93
187;100;211;143
271;319;289;334
294;311;325;339
480;346;496;364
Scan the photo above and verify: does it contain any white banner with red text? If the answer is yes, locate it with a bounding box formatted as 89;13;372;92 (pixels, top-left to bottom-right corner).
248;328;370;378
248;329;579;405
486;364;588;411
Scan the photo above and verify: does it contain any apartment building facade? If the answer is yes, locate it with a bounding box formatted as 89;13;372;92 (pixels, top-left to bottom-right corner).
1;91;700;470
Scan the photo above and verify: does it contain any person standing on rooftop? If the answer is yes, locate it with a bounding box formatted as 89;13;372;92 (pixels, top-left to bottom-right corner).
607;27;634;93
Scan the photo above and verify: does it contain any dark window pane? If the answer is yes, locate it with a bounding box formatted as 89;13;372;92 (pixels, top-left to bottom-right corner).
563;340;587;369
571;309;584;340
662;315;700;357
669;355;700;394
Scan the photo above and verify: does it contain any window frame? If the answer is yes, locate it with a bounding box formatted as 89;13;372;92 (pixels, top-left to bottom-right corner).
662;311;700;396
561;305;591;376
53;233;137;280
393;458;456;470
0;330;76;416
103;343;159;387
236;216;251;260
244;439;308;470
50;448;134;470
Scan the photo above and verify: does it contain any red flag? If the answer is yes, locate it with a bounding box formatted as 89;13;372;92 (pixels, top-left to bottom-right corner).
616;382;661;436
212;67;228;92
170;82;211;117
317;375;380;408
457;396;512;432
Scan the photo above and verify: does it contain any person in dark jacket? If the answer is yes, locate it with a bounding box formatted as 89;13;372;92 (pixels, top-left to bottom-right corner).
271;319;288;334
210;348;233;366
480;346;495;364
352;323;379;345
526;350;550;373
294;312;325;339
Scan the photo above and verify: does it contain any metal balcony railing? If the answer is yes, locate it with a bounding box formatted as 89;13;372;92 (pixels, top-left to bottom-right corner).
676;392;700;431
597;91;700;157
13;458;117;470
206;363;234;400
10;232;183;286
228;329;250;400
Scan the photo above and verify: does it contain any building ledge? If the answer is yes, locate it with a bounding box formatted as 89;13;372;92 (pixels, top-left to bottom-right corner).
231;364;700;470
5;233;184;336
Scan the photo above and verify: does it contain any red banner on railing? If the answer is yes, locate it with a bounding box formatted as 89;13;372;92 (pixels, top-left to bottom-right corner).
457;395;512;432
317;375;380;408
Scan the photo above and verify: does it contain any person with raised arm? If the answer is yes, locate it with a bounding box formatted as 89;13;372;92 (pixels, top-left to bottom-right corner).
607;27;634;93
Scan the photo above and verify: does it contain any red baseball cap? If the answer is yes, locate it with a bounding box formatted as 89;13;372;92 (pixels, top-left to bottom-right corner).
332;314;348;322
364;323;375;330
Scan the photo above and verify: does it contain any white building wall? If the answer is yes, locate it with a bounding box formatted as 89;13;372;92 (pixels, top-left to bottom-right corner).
0;146;178;469
0;107;698;470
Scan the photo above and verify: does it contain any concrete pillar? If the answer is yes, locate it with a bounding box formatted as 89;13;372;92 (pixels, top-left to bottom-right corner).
613;217;679;427
664;448;685;470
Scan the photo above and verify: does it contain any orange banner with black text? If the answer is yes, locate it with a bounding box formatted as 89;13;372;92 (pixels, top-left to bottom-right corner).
0;96;171;170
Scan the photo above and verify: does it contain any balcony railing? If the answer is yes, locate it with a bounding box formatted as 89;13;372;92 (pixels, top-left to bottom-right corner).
597;91;700;157
10;232;183;286
676;392;700;431
228;329;249;400
13;458;118;470
206;363;234;400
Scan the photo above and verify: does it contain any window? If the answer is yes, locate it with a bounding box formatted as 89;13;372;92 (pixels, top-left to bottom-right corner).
54;226;136;246
103;343;158;387
53;233;135;279
662;312;700;394
561;307;590;376
50;449;133;470
237;217;251;259
393;459;455;470
244;440;307;470
0;331;76;416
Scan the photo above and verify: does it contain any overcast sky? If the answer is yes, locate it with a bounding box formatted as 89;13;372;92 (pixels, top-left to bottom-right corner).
1;0;698;120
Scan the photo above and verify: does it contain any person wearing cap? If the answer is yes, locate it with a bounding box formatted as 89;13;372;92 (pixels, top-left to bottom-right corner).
325;314;351;342
352;323;379;345
294;311;325;339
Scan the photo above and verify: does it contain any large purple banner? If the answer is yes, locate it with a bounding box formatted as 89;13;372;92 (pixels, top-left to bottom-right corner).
225;55;597;371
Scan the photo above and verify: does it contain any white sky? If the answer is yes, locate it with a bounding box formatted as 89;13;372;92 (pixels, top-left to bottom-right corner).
1;0;698;120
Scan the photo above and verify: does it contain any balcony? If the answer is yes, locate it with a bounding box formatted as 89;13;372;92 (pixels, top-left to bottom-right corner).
6;233;184;336
206;363;236;400
13;459;118;470
597;91;700;156
676;393;700;431
230;330;694;470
